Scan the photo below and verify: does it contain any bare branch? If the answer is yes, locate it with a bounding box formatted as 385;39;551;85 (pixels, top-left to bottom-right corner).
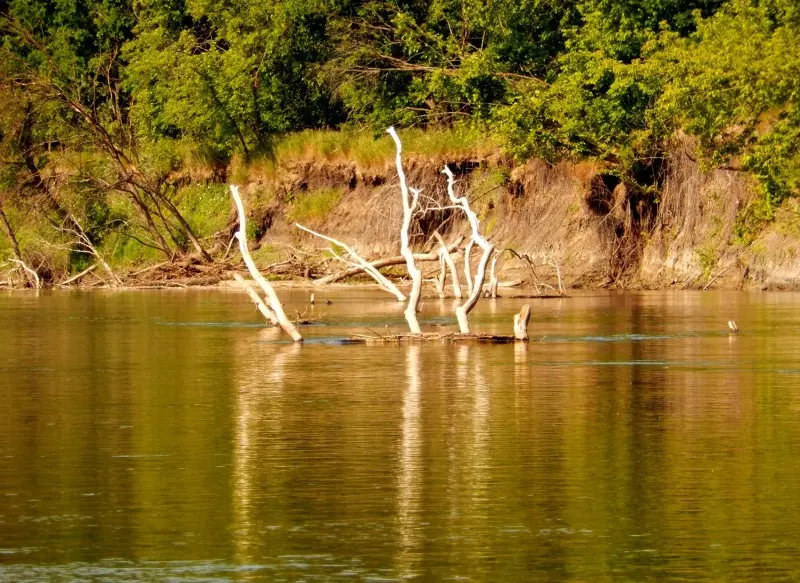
231;185;302;342
296;223;406;301
233;273;278;326
9;258;40;289
388;126;423;333
443;165;494;333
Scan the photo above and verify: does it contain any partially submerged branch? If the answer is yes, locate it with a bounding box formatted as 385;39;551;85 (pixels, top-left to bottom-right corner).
388;126;422;334
443;166;494;334
233;273;279;326
513;305;531;341
231;185;302;342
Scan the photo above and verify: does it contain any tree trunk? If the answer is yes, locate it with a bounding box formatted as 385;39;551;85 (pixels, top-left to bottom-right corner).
231;185;302;342
388;127;422;334
443;166;494;334
0;201;22;261
513;304;531;341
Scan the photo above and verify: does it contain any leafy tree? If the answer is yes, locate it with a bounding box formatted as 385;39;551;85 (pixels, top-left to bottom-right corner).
658;0;800;212
329;0;579;126
124;0;339;162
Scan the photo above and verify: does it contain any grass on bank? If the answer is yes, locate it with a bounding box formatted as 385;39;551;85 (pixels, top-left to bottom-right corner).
231;125;498;183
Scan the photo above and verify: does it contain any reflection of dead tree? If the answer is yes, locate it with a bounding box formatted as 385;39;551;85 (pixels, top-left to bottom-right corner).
231;185;302;342
443;166;494;334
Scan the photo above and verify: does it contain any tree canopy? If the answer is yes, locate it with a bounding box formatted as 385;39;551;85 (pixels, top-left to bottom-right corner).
1;0;799;271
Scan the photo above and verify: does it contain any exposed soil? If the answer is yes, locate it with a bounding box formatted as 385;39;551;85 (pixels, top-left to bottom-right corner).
9;138;800;291
234;137;800;292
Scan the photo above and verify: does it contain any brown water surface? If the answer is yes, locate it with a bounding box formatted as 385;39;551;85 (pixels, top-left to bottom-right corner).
1;288;800;581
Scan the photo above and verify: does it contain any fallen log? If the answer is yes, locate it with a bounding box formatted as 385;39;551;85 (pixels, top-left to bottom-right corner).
59;263;98;287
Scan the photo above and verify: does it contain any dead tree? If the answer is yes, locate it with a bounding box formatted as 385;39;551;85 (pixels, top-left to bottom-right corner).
313;239;462;286
434;231;462;298
443;166;494;334
230;185;302;342
388;126;422;334
297;128;432;334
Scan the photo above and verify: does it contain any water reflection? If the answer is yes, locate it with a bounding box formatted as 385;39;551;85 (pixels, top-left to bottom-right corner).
233;339;302;564
2;290;800;581
396;344;422;578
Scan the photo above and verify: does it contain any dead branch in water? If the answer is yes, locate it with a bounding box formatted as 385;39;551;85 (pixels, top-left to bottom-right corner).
443;166;494;333
231;185;302;342
233;273;278;325
296;223;407;301
349;332;526;344
388;126;423;334
514;304;531;340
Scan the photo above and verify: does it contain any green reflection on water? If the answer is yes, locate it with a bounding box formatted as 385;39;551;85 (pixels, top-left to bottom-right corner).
1;289;800;581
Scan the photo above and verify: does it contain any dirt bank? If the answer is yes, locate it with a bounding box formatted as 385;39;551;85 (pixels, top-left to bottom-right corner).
237;139;800;291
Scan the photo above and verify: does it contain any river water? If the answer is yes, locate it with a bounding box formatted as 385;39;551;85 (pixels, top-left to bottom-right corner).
1;288;799;581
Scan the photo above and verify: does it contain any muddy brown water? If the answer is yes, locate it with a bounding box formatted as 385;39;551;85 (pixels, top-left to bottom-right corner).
1;288;800;582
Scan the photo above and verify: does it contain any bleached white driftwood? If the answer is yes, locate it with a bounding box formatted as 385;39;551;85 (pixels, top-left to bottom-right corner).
442;166;495;334
434;231;462;299
233;273;279;325
230;185;303;342
463;239;474;295
388;127;423;334
314;240;461;285
296;223;406;302
513;304;531;341
9;258;40;289
489;251;500;298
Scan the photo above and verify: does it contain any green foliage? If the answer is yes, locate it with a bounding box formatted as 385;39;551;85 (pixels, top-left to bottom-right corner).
657;0;800;214
4;0;800;273
287;188;345;224
176;184;232;238
123;0;340;161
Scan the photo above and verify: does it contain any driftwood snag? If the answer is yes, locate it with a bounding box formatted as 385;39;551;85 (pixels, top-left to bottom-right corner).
230;185;303;342
234;273;279;326
513;304;531;341
443;166;495;334
388;126;423;334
